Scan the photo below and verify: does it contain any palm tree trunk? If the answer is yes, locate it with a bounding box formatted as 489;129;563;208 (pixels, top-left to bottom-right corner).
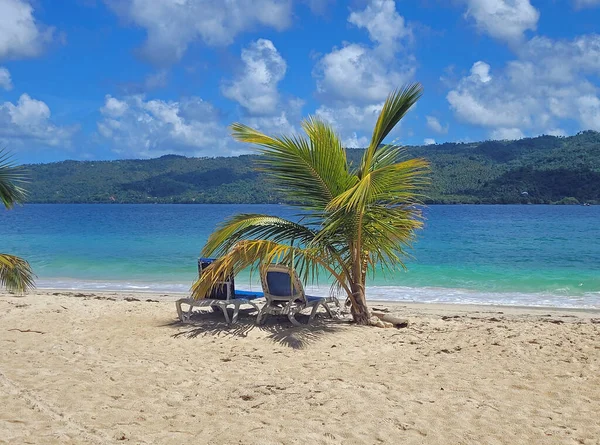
350;248;370;324
350;281;370;324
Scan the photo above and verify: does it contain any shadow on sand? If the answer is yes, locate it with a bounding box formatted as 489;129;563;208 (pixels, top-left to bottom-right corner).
165;308;348;349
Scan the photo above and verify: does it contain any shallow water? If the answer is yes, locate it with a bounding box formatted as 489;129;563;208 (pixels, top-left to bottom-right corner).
2;204;599;308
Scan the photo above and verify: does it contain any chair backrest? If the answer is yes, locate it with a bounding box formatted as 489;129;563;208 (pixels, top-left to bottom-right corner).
260;264;305;304
198;258;234;300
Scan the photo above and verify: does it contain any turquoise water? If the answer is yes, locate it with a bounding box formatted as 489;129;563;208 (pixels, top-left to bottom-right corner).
2;204;599;308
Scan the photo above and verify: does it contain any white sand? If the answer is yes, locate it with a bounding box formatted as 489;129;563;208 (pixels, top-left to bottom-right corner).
1;290;599;444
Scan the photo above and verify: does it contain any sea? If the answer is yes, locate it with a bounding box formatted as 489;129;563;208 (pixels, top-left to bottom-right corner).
2;204;599;308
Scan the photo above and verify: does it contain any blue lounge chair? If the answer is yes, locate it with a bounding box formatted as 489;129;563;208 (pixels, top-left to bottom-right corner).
258;264;339;326
176;258;263;324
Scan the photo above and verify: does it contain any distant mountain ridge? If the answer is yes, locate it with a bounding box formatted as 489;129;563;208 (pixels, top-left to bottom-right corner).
25;131;600;204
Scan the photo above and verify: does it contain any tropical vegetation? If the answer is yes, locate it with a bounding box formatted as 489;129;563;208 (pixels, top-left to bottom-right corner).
0;150;35;293
23;131;600;205
191;85;429;324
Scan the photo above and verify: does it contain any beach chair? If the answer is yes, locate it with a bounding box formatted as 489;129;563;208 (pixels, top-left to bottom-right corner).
257;264;339;326
176;258;262;324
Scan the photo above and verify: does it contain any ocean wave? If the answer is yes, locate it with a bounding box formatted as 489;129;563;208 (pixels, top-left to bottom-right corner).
345;285;600;309
36;279;600;309
36;279;192;293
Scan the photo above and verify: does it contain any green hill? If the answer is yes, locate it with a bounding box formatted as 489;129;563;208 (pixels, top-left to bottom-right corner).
25;131;600;204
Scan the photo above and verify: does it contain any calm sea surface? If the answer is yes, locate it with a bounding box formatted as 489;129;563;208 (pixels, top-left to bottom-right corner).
2;204;599;308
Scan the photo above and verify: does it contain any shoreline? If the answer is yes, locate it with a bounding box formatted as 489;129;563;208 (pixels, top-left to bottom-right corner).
21;288;600;316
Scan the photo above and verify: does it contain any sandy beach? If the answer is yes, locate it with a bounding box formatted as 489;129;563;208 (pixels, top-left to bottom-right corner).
1;290;599;445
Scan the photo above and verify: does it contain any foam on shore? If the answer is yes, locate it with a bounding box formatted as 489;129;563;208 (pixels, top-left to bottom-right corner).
36;278;600;309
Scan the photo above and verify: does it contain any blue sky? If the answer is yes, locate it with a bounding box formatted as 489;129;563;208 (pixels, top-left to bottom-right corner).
1;0;599;163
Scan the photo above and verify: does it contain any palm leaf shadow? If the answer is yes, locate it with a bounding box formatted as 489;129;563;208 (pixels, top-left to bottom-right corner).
165;308;346;349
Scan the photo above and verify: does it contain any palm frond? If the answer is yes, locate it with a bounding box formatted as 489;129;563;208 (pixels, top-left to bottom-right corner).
300;117;356;196
201;213;356;290
319;153;428;279
201;213;321;257
360;84;423;177
371;143;411;170
231;121;353;210
328;157;430;212
361;158;430;206
317;204;423;275
360;205;424;269
0;254;36;293
0;149;28;209
191;239;351;299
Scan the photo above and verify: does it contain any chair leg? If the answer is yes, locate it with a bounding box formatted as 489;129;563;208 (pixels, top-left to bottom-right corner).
288;311;302;326
257;306;268;325
176;300;195;322
217;303;231;324
231;302;241;324
176;301;184;321
333;297;341;316
308;303;321;322
186;306;195;321
322;302;334;319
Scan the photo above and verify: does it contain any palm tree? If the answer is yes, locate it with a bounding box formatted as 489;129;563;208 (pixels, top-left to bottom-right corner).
192;84;429;324
0;149;35;293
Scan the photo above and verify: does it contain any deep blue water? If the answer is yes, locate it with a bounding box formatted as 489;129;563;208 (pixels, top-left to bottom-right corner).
2;204;599;307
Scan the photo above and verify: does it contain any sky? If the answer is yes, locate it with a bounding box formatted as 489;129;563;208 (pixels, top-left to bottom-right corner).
1;0;599;164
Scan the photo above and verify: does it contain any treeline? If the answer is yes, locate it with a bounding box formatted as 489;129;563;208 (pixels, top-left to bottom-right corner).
25;131;600;205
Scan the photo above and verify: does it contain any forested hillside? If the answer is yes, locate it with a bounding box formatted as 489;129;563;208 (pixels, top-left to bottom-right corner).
25;131;600;204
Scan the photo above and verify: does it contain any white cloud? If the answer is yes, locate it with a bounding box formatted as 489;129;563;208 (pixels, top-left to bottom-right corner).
470;61;492;83
314;43;414;105
105;0;293;64
447;34;600;137
0;67;12;90
517;35;600;82
0;0;54;59
425;116;449;134
97;94;241;158
0;94;76;146
314;0;414;105
348;0;411;56
423;138;436;145
313;0;414;146
447;61;535;129
490;127;524;140
220;39;303;138
243;97;304;137
222;39;286;116
101;95;129;117
546;128;567;137
315;102;384;147
463;0;539;44
341;132;370;149
577;95;600;130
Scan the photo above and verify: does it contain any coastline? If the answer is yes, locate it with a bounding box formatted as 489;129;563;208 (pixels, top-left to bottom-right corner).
2;290;599;444
11;287;600;315
31;284;600;311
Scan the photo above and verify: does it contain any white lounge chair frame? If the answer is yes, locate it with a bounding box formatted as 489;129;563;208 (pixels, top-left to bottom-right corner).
257;264;339;326
176;261;260;324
